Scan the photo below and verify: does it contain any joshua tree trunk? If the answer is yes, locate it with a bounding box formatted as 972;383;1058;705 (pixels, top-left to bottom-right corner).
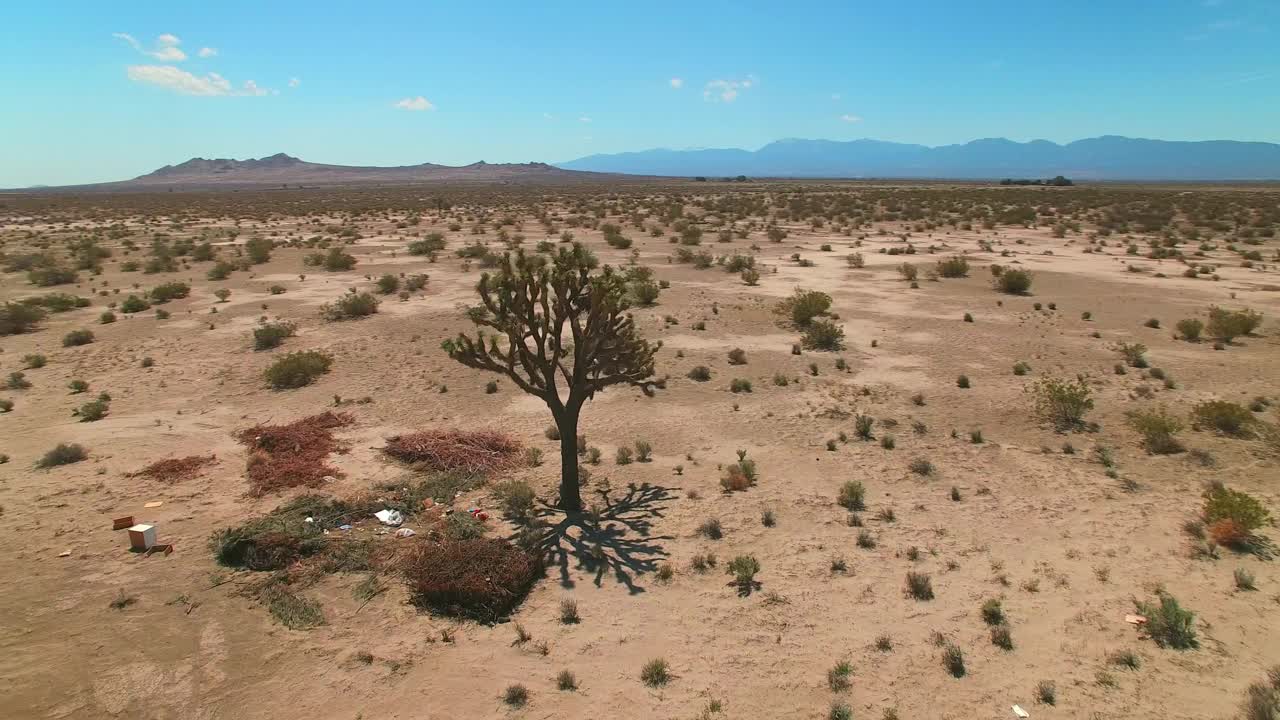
552;402;582;512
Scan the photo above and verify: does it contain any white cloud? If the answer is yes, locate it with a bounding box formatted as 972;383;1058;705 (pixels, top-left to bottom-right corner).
669;77;683;89
394;96;435;111
127;65;231;95
126;65;273;97
840;113;862;123
542;112;555;119
703;76;755;102
113;32;188;62
831;93;841;100
288;77;300;88
198;47;218;58
578;116;592;123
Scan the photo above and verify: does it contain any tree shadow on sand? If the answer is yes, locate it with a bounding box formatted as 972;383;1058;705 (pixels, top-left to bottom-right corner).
521;482;675;594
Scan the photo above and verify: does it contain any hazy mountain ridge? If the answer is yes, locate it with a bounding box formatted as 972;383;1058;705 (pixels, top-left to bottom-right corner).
559;136;1280;180
124;154;596;187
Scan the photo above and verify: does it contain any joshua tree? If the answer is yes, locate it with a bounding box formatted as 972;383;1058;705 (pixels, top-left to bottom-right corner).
443;244;659;511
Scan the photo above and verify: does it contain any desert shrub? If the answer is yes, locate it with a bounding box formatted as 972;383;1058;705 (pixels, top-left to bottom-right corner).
1176;318;1203;341
697;518;724;539
778;288;832;327
67;379;88;393
322;292;379;320
837;481;866;510
1144;318;1161;329
28;266;78;287
726;555;761;588
37;443;87;468
981;598;1005;625
687;365;712;382
244;236;273;264
936;256;970;278
729;378;752;393
956;375;970;389
375;274;400;294
1206;306;1263;342
265;351;333;389
1028;375;1094;430
1203;484;1271;549
1116;342;1149;368
1036;681;1056;706
641;658;670;687
557;670;578;690
0;302;47;336
1191;400;1256;437
727;348;747;365
854;413;874;440
404;274;428;291
402;538;538;622
897;262;918;281
119;295;150;313
253;320;298;350
942;643;965;677
494;480;536;521
76;399;109;422
321;247;358;271
905;571;934;600
1135;594;1197;649
408;234;447;256
802;320;845;351
994;268;1033;294
1126;407;1184;454
22;354;46;369
443;512;485;540
503;684;528;707
908;458;935;476
62;329;94;347
207;261;235;280
828;660;853;691
148;281;191;303
1012;361;1031;376
990;624;1013;650
6;372;31;390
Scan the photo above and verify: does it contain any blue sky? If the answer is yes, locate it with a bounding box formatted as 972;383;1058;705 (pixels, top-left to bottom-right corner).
2;0;1277;186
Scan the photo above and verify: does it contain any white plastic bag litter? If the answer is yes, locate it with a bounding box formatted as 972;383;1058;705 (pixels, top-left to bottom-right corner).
374;509;404;526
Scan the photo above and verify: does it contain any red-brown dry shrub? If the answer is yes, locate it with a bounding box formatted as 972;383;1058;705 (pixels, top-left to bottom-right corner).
236;412;354;496
720;465;751;492
383;429;521;475
129;455;217;483
1207;519;1249;548
401;538;538;622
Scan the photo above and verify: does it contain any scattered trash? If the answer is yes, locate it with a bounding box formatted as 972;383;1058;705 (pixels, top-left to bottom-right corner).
143;501;163;508
374;509;404;526
58;549;72;558
394;528;417;538
112;516;135;530
338;524;352;531
468;508;489;521
145;543;175;557
1125;614;1147;625
1012;705;1030;718
304;516;315;523
128;524;157;551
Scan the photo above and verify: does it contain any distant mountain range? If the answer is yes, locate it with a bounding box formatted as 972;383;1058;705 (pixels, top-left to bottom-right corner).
16;153;622;191
123;153;617;187
559;136;1280;180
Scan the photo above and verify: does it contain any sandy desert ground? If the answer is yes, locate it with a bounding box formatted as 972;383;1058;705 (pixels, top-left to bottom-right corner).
0;181;1277;720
